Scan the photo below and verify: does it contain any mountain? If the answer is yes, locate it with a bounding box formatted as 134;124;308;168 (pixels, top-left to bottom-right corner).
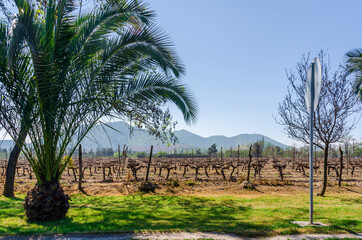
171;130;288;151
78;121;288;152
0;121;289;152
0;140;15;150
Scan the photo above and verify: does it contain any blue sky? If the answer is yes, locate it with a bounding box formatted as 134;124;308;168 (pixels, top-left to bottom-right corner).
146;0;362;146
0;0;361;147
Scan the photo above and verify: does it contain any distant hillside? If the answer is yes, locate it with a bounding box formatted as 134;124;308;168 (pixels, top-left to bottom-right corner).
0;121;289;152
79;121;288;152
0;140;14;150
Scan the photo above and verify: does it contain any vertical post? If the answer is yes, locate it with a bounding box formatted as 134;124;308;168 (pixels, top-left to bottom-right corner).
247;145;252;182
309;62;315;225
78;144;83;190
122;144;126;165
192;149;195;165
338;146;343;187
118;144;121;164
314;146;317;173
145;145;153;182
237;145;240;161
347;142;350;176
117;144;121;179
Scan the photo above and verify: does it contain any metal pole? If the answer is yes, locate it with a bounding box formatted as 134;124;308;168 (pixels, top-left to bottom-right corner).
309;63;315;225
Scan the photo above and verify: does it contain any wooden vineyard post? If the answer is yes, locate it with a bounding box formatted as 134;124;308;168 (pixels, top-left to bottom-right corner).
117;144;121;179
338;146;343;187
346;142;350;176
72;167;77;182
78;144;83;190
138;145;156;193
121;145;126;174
314;146;317;173
145;145;153;182
238;145;240;161
247;145;252;182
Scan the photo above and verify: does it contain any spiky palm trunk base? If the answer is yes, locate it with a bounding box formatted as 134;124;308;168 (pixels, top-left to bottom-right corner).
139;181;156;193
24;181;70;221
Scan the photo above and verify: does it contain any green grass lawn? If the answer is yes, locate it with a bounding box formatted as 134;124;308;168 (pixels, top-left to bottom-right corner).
0;193;361;237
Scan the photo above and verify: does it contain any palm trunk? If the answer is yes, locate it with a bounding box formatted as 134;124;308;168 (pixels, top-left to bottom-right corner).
3;126;28;197
24;180;70;221
318;143;329;196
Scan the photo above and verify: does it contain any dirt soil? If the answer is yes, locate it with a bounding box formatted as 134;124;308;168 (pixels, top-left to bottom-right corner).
0;159;361;197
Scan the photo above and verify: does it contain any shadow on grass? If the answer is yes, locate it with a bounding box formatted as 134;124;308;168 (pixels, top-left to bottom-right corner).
1;195;360;238
79;188;90;196
0;196;23;202
339;187;361;194
0;195;274;237
0;197;24;219
329;220;360;235
338;195;362;204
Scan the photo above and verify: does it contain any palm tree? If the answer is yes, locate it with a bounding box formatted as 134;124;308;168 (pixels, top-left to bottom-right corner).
346;49;362;101
0;21;35;197
1;0;197;221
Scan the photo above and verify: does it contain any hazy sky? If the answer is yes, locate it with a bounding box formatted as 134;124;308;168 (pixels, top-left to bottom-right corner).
146;0;362;146
0;0;361;147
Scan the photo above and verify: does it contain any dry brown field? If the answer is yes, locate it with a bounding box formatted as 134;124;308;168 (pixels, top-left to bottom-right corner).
0;156;361;197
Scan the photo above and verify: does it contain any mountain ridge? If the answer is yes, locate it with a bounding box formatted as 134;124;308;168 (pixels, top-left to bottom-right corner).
0;121;289;152
79;121;289;152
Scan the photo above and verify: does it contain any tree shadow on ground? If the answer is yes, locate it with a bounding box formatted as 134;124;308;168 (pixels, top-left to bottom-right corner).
1;195;359;237
329;220;360;235
5;196;274;237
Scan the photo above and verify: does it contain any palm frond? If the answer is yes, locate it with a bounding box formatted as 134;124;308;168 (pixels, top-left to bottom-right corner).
118;73;197;124
1;0;198;185
346;48;362;101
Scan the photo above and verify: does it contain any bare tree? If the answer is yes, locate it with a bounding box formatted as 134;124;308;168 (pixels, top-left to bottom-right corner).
276;51;361;196
340;136;353;176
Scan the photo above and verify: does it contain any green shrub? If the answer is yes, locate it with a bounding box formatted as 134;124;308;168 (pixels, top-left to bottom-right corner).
184;180;196;186
168;179;180;188
135;152;147;158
